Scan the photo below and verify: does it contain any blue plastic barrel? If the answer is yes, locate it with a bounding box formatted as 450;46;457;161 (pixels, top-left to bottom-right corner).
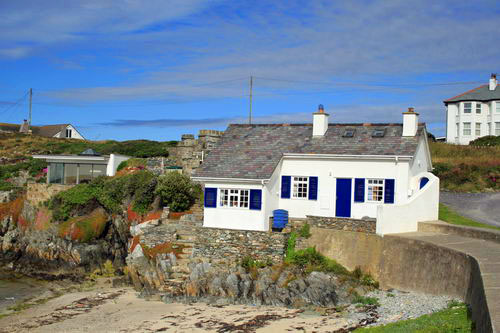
273;209;289;229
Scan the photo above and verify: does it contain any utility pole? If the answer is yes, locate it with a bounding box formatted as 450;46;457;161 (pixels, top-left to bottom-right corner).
249;76;253;124
28;88;33;126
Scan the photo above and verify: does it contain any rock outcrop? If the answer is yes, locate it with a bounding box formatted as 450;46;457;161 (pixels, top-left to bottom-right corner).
0;200;130;280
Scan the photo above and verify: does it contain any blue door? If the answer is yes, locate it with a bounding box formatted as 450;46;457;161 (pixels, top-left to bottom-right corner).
419;177;429;189
336;178;352;218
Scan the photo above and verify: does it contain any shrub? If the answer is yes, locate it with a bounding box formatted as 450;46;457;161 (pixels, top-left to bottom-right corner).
49;184;99;221
298;223;311;238
155;172;200;212
469;135;500;146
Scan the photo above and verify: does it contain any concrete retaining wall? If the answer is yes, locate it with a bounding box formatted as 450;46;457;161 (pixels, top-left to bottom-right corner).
419;221;500;244
299;228;492;332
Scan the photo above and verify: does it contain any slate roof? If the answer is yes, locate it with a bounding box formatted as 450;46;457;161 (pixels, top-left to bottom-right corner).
193;123;425;180
444;84;500;103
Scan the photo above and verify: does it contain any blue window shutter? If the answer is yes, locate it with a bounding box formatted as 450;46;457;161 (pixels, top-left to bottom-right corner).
204;187;217;208
250;189;262;210
354;178;365;202
384;179;395;204
281;176;291;199
308;176;318;200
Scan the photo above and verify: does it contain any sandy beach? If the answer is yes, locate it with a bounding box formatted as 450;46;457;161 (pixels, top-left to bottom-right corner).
0;282;359;333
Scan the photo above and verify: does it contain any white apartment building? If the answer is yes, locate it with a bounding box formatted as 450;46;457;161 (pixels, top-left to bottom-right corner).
444;74;500;145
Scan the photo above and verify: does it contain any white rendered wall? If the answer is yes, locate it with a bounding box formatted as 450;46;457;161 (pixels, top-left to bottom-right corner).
376;172;439;235
446;101;499;145
66;125;85;140
107;154;130;176
408;137;432;196
266;157;411;220
203;182;268;231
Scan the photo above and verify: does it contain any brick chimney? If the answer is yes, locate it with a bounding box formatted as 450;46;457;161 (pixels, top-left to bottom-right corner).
313;104;329;137
489;73;497;91
402;107;419;137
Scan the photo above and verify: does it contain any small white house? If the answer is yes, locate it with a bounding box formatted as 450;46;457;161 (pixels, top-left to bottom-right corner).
445;73;500;145
192;106;439;234
33;149;130;185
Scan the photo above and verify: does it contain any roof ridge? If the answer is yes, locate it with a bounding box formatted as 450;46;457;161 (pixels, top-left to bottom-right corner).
444;84;487;102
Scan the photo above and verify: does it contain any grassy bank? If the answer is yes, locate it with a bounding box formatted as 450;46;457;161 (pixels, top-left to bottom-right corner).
0;132;177;160
430;142;500;192
439;203;500;231
354;302;473;333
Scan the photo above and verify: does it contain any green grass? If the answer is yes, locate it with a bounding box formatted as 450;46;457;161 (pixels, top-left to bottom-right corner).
354;303;473;333
440;203;500;231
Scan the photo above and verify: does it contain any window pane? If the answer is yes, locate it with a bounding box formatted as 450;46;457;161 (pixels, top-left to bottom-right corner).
464;102;471;113
496;103;500;113
64;163;78;185
367;178;384;202
79;164;92;183
92;164;106;178
463;122;471;135
475;123;481;136
496;122;500;136
48;163;64;184
476;103;481;113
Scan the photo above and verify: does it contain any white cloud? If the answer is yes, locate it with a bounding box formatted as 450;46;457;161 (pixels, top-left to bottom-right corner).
0;47;30;59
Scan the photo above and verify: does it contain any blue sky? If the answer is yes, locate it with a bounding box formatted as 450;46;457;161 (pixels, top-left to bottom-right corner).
1;0;499;141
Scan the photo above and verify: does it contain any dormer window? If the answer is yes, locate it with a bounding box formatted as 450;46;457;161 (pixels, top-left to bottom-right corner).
66;128;72;138
342;129;355;137
372;129;386;138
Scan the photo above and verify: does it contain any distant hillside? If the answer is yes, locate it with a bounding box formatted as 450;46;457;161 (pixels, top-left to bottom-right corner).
0;132;178;161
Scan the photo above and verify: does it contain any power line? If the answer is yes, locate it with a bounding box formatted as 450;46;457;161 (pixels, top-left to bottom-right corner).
0;91;29;116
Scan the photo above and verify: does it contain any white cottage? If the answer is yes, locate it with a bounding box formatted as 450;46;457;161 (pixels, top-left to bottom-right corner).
192;106;439;234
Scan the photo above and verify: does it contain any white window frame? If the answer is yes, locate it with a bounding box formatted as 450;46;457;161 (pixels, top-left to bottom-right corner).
220;188;249;209
496;122;500;136
292;176;309;199
366;179;384;202
475;123;481;136
476;103;481;114
463;122;471;136
464;102;472;114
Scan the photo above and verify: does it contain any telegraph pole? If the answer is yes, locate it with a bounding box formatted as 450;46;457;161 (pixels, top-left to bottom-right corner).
28;88;33;126
249;76;253;124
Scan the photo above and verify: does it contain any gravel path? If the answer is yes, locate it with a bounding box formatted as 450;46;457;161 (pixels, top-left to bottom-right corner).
440;191;500;227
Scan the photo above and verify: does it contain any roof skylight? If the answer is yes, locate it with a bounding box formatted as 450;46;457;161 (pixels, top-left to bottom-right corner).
372;129;386;137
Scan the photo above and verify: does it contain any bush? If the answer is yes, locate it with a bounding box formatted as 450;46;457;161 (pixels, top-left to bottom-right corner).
469;135;500;146
155;172;200;212
49;184;99;221
49;170;158;220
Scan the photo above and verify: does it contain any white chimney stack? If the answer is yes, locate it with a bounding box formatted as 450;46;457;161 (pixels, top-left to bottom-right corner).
402;107;419;137
489;73;497;91
313;104;329;136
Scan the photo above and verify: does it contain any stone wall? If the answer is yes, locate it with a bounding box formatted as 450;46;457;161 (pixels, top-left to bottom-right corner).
288;216;376;234
193;227;287;263
27;183;73;206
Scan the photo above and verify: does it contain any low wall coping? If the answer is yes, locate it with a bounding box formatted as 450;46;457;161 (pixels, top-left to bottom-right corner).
419;221;500;244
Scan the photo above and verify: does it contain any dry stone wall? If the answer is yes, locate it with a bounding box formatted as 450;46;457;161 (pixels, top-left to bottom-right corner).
193;227;287;263
289;216;376;234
